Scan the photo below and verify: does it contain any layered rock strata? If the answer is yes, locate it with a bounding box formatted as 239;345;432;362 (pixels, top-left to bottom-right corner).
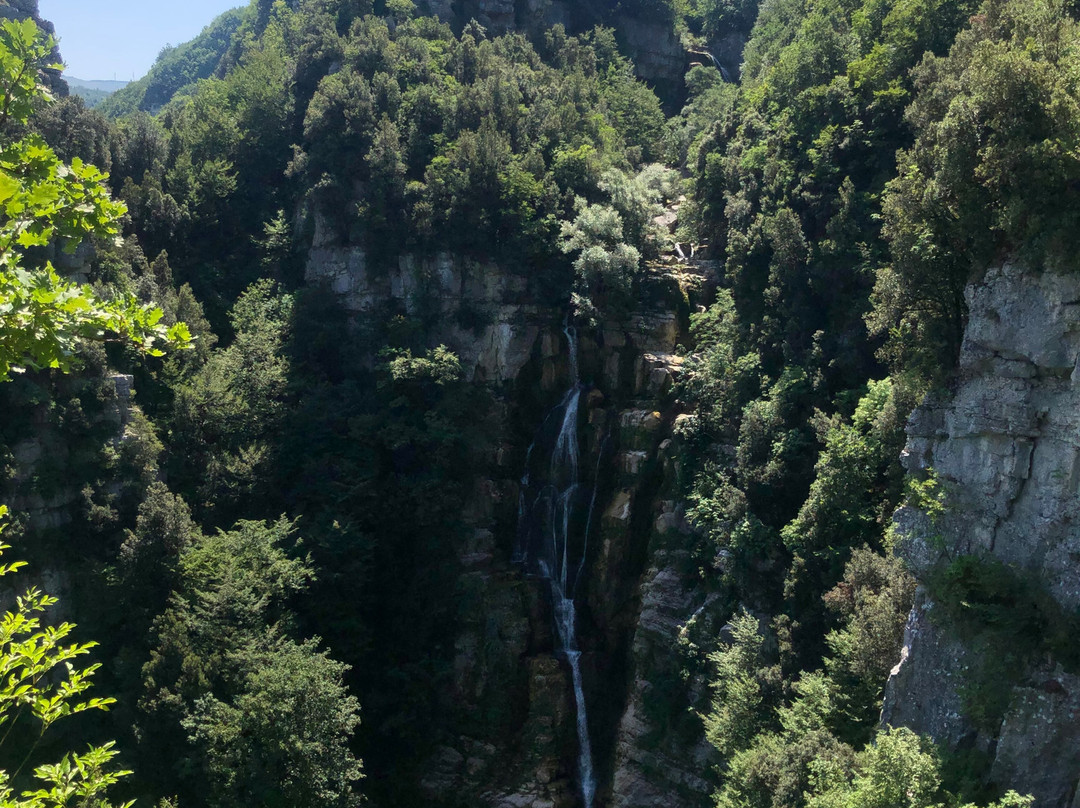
884;261;1080;807
308;208;723;805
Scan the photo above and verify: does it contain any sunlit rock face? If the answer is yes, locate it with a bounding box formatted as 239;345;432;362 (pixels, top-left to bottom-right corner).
884;261;1080;807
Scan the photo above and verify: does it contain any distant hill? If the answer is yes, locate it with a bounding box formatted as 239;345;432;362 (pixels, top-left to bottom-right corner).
64;76;129;108
97;6;250;118
65;77;129;93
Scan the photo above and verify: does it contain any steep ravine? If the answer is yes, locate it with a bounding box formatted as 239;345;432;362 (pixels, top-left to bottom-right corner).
305;221;723;806
884;261;1080;807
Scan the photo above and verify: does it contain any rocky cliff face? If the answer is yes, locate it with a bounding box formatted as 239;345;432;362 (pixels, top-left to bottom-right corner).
883;261;1080;807
306;214;722;806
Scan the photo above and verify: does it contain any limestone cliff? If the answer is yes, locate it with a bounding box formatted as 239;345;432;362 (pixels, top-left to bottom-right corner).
306;214;722;806
884;261;1080;807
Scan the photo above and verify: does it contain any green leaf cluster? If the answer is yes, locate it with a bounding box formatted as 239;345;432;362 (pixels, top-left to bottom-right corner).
0;18;190;382
0;505;132;808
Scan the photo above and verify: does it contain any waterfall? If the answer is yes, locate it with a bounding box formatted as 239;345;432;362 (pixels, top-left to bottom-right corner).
516;323;598;808
703;50;733;82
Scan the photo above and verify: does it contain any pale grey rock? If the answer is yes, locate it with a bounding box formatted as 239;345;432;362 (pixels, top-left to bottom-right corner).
708;31;748;81
476;0;515;31
614;17;684;88
419;0;455;21
884;261;1080;805
106;373;135;426
881;590;974;750
991;670;1080;805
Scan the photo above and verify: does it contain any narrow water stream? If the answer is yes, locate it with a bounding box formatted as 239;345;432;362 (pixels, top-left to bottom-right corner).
514;324;597;807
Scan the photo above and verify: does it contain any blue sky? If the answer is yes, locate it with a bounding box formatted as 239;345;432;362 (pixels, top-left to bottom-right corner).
38;0;244;81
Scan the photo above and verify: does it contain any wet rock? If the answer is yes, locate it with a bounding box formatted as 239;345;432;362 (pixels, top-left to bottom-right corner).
617;450;649;477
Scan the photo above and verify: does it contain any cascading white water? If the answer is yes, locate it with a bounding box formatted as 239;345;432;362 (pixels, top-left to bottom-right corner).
702;50;733;82
515;323;598;808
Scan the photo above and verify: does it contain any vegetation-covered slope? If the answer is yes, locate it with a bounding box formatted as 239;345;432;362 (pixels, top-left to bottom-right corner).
97;7;250;117
2;0;1079;806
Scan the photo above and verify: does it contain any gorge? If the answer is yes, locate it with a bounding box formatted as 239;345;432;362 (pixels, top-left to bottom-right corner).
0;0;1078;807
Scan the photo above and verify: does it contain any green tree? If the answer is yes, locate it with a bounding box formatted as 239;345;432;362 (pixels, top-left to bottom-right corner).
0;507;131;808
140;518;363;808
184;639;362;808
714;672;854;808
704;611;781;759
0;17;190;808
167;279;292;521
560;200;641;319
876;0;1080;377
0;18;188;382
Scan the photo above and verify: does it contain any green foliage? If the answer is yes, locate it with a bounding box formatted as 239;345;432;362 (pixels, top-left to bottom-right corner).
140;516;363;808
0;507;132;808
714;672;854;808
167;279;292;521
561;200;642;318
703;612;781;758
780;379;909;664
806;727;940;808
274;298;484;799
680;3;1041;802
17;0;1078;803
98;8;251;118
662;65;738;168
99;8;667;323
0;18;57;129
183;639;362;808
684;0;762;41
117;482;198;630
807;726;1032;808
876;0;1080;375
0;18;190;381
710;668;1031;808
822;548;915;744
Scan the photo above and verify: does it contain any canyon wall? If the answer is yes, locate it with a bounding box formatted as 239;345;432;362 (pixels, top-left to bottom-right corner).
306;221;723;807
884;261;1080;808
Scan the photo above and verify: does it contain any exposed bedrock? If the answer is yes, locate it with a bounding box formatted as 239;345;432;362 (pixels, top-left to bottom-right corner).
884;261;1080;807
306;216;723;805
